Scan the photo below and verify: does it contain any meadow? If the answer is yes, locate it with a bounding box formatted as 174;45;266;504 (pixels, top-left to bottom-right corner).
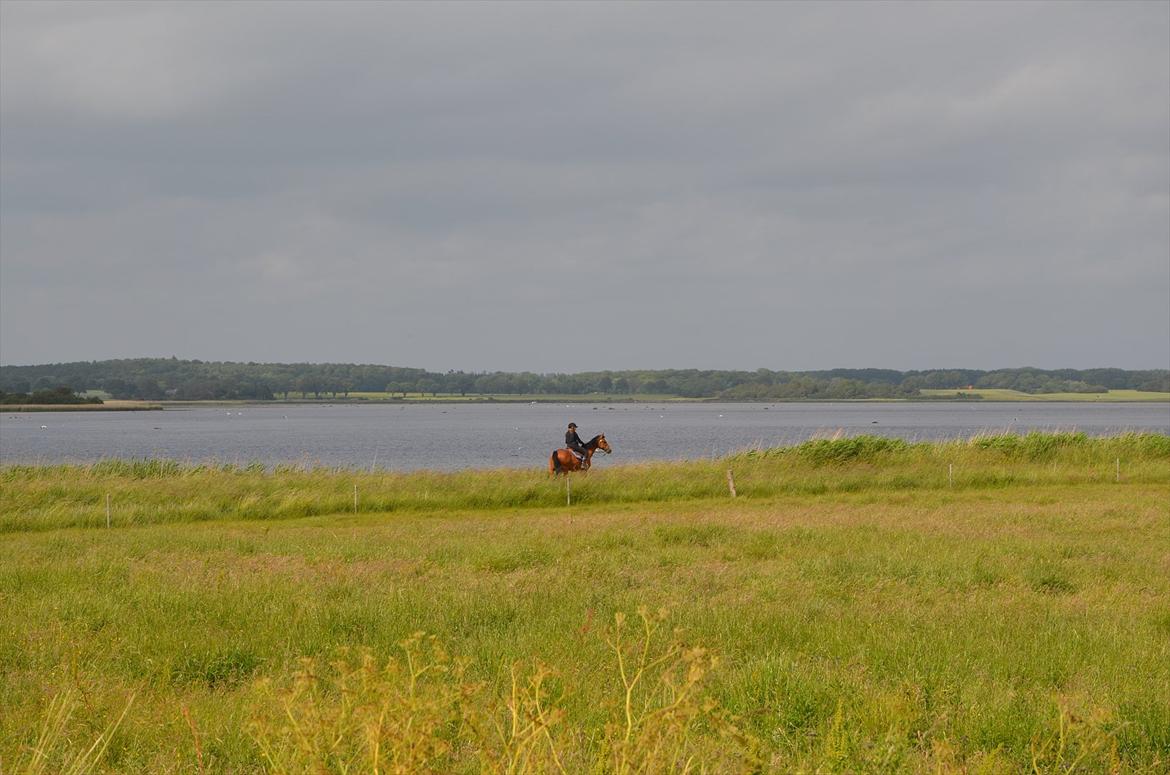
340;392;688;403
918;389;1170;402
145;388;1170;405
1;433;1168;773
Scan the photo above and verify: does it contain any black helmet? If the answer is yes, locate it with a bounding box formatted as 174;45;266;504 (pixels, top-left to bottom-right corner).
568;422;577;428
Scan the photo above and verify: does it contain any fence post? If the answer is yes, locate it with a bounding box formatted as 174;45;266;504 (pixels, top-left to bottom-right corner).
1116;458;1120;483
353;484;358;513
727;469;737;498
566;476;571;507
948;464;953;488
106;493;111;528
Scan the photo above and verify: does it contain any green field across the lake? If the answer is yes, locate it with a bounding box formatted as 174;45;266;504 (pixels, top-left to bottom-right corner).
2;433;1168;773
261;388;1170;403
919;388;1170;402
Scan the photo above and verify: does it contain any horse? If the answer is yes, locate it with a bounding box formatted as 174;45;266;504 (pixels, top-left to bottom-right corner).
549;434;612;475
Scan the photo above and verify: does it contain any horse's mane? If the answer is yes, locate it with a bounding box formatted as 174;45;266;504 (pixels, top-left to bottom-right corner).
587;434;603;445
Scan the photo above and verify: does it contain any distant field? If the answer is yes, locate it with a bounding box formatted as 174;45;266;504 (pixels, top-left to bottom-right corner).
2;434;1168;772
182;389;1170;404
20;390;1164;409
343;391;688;403
920;388;1170;402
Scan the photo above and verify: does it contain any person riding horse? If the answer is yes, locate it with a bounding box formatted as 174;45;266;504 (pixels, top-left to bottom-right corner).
565;423;588;464
549;427;612;475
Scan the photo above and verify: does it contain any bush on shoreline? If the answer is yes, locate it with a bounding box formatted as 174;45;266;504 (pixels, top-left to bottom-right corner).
0;385;102;405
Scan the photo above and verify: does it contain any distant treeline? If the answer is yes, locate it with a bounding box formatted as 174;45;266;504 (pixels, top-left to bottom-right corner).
0;359;1166;401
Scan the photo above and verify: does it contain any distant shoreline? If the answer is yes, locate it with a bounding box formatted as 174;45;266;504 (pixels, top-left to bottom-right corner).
5;388;1167;412
4;401;163;412
169;388;1170;405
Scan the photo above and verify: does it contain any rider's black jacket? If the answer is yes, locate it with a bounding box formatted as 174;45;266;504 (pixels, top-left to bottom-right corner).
566;429;584;448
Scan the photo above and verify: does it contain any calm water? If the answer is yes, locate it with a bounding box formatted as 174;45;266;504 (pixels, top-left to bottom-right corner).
2;402;1167;471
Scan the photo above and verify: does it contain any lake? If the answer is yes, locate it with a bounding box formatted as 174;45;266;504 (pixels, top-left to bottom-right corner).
2;402;1167;471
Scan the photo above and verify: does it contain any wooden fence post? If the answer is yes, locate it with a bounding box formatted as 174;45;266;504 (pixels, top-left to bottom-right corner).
727;469;737;498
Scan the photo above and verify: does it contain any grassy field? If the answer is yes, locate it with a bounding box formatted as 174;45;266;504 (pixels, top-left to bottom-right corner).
161;389;1170;404
344;392;689;403
2;434;1168;773
919;389;1170;402
17;390;1161;411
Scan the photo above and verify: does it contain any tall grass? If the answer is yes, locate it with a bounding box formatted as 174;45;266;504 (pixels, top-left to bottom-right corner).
248;610;757;774
1;432;1167;772
2;433;1167;532
8;690;135;775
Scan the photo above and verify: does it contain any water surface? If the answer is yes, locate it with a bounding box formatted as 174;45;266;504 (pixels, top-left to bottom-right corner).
2;402;1166;471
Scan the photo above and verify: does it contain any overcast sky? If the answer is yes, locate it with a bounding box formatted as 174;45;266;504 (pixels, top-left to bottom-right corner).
1;1;1167;372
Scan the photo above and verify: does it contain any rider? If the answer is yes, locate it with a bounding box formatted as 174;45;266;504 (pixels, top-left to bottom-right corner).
565;422;588;464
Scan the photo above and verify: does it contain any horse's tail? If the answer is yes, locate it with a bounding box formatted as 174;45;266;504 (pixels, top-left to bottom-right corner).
549;450;561;476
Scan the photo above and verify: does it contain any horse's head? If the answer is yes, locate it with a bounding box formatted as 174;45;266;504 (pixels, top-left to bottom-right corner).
596;434;612;454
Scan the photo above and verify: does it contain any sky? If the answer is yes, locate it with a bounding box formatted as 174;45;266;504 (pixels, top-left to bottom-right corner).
1;1;1168;373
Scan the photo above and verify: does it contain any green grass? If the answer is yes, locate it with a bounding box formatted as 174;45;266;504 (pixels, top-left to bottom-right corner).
1;434;1168;772
2;432;1166;533
94;389;1170;407
344;391;688;403
146;393;688;406
919;388;1170;402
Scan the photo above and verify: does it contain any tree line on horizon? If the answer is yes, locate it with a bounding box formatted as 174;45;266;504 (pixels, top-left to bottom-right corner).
0;359;1166;402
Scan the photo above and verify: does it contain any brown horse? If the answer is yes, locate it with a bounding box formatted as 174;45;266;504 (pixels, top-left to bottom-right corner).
549;434;612;475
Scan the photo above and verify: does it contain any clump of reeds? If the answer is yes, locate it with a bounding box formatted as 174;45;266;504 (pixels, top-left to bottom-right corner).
247;608;758;774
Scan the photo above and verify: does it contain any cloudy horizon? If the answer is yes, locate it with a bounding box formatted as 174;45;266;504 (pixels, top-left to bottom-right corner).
2;1;1167;372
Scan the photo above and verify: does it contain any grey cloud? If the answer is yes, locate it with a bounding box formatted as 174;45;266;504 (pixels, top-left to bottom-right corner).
1;0;1167;371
